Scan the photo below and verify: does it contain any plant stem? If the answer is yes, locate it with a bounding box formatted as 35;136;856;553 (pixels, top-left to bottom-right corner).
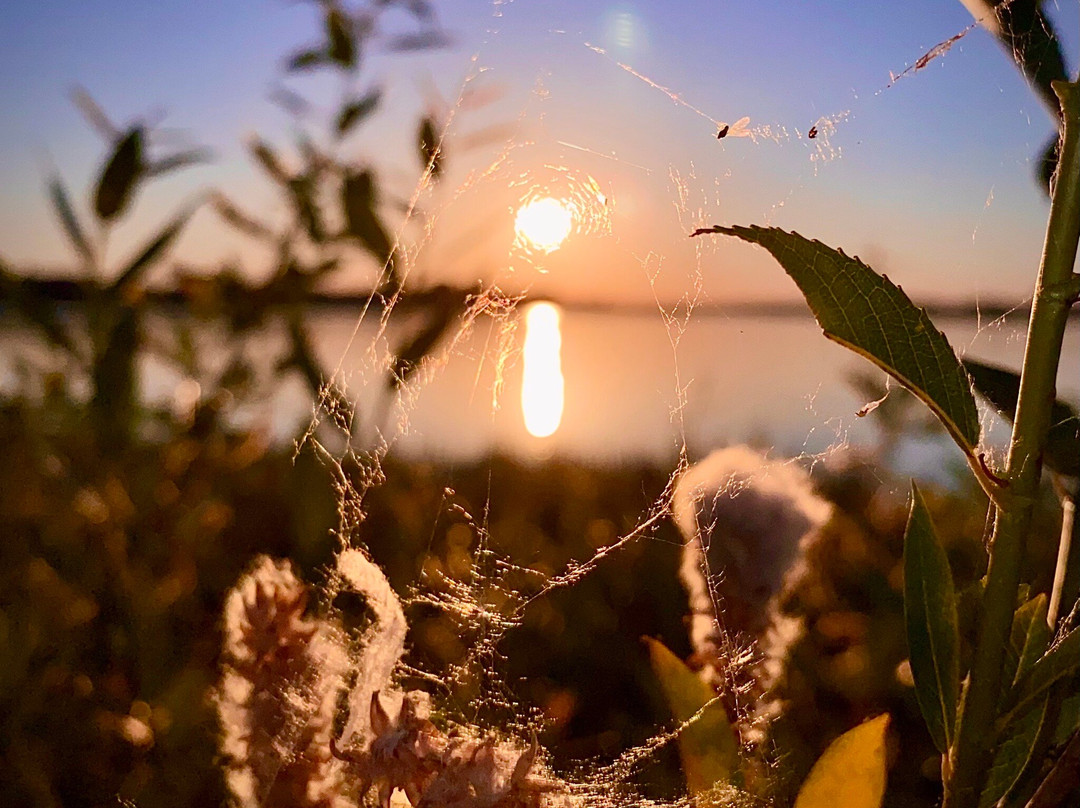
1048;494;1075;627
945;79;1080;808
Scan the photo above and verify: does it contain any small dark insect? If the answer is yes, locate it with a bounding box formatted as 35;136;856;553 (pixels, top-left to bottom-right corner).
716;124;729;139
808;125;818;139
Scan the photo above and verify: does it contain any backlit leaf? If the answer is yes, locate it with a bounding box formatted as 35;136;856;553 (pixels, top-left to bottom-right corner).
287;48;326;71
1053;692;1080;745
342;169;393;263
1037;134;1059;195
979;695;1052;808
289;177;324;243
325;5;357;69
793;714;890;808
109;204;198;294
146;149;212;178
1002;595;1050;690
960;1;1066;195
960;0;1067;120
211;192;273;239
645;637;739;793
999;628;1080;733
418;116;442;178
70;85;118;140
387;30;454;52
903;484;960;753
388;288;461;388
48;174;93;263
94;127;144;221
963;358;1079;478
248;137;289;185
693;226;980;456
91;305;139;445
336;90;381;137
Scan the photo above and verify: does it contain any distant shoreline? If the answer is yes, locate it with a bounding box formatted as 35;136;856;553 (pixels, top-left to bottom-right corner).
1;275;1072;321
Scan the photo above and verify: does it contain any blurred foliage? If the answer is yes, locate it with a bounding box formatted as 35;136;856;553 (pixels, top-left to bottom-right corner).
0;378;700;805
0;1;473;804
2;0;470;452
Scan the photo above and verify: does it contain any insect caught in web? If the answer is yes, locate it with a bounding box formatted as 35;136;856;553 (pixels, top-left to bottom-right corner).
716;116;750;141
808;125;818;139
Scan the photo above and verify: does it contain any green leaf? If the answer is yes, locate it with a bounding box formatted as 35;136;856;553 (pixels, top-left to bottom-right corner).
694;225;981;455
94;127;144;221
1053;692;1080;745
999;628;1080;733
1003;595;1051;690
109;204;198;294
48;174;93;263
794;714;890;808
963;358;1079;478
336;90;381;137
979;695;1052;808
418;116;442;178
645;637;739;793
903;483;960;753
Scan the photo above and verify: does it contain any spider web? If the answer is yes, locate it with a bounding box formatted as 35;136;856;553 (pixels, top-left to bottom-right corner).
286;2;1078;805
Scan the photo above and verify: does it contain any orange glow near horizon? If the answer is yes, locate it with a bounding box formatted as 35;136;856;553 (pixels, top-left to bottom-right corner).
521;301;564;438
514;197;574;253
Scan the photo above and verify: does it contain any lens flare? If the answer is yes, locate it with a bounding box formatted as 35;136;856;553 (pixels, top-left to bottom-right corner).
521;302;564;438
514;197;574;253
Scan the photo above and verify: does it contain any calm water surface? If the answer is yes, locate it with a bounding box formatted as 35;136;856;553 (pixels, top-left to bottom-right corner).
4;307;1077;473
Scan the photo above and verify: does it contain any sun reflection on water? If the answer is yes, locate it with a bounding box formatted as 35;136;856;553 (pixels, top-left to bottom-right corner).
521;301;564;438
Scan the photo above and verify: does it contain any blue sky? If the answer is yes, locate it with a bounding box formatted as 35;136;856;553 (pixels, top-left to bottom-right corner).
1;0;1077;305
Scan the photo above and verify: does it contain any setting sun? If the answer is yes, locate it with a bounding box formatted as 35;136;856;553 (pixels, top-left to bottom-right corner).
521;301;565;438
514;197;574;253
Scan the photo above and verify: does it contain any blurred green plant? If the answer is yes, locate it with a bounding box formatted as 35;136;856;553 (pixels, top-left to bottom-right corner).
2;0;469;451
0;2;477;805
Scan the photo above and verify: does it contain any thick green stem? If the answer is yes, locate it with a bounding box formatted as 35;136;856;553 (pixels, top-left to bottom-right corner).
945;79;1080;808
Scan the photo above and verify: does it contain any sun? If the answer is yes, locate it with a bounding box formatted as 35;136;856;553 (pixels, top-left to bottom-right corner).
514;197;574;253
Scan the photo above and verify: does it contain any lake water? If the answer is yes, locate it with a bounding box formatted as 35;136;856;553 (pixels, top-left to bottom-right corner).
4;306;1077;474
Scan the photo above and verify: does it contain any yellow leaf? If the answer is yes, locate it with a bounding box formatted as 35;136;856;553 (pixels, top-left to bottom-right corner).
645;637;739;793
794;714;890;808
